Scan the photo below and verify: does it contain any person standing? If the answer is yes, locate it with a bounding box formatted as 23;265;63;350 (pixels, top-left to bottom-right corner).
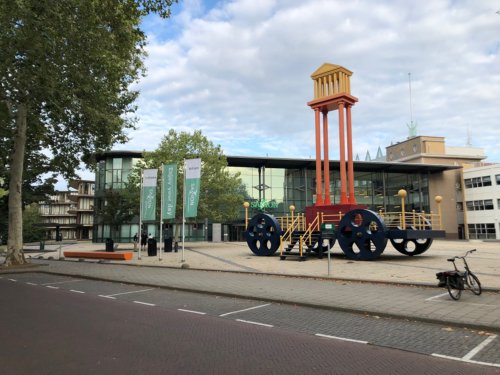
133;233;138;251
140;230;147;251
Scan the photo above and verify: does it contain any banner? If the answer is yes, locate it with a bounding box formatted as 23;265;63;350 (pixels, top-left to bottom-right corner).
141;169;158;221
162;163;177;220
184;158;201;218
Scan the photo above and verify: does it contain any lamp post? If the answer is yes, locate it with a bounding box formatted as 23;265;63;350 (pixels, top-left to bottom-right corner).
398;189;407;229
435;195;443;229
243;202;250;229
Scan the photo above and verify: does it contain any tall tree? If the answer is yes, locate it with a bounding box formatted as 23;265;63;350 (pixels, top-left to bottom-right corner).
0;0;177;266
132;129;244;229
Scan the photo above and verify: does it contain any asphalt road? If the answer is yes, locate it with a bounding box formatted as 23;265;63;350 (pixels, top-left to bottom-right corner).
1;274;499;374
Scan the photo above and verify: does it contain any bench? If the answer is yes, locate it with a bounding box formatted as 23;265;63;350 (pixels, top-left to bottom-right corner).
63;251;133;261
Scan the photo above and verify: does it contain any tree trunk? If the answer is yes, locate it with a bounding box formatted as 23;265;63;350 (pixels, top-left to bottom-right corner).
4;103;28;266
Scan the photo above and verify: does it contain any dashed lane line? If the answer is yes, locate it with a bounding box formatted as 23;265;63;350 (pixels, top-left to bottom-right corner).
462;335;498;361
219;303;271;317
26;282;37;286
315;333;369;344
8;278;17;282
41;279;83;286
46;286;59;289
432;354;500;368
133;301;156;307
425;293;498;307
70;290;85;294
432;335;499;368
425;292;449;301
178;309;206;315
235;319;273;328
100;288;154;298
99;295;116;299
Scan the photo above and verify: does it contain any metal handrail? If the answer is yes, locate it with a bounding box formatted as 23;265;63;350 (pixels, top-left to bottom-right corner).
379;210;441;230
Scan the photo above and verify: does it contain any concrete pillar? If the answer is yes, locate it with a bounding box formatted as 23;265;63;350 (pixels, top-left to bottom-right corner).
323;110;331;205
315;108;323;205
346;104;356;204
338;102;348;204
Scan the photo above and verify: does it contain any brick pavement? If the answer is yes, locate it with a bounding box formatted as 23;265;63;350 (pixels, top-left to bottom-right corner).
1;239;500;332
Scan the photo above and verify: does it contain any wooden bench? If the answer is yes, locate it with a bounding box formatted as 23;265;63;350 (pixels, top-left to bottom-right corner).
63;251;133;261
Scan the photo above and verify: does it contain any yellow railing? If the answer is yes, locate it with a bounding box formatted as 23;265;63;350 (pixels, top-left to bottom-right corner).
265;190;444;259
277;213;306;233
379;210;441;230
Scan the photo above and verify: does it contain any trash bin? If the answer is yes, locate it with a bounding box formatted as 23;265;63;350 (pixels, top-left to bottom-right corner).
164;237;173;253
39;241;45;251
147;238;157;256
105;238;114;252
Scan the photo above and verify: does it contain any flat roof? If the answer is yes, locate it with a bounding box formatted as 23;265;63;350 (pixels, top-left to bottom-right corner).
226;156;459;174
95;151;459;174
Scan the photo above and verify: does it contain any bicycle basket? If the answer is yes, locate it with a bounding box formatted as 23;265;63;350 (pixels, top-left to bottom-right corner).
436;272;447;287
436;271;464;289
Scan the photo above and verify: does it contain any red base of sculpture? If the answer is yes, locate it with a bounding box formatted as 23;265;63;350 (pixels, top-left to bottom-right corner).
305;204;367;226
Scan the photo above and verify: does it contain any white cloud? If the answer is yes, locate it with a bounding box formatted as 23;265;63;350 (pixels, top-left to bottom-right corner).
118;0;500;164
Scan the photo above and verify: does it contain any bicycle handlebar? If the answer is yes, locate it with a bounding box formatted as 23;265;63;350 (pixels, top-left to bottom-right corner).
447;249;477;262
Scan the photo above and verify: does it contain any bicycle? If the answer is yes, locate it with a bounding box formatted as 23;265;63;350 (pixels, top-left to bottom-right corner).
436;249;482;300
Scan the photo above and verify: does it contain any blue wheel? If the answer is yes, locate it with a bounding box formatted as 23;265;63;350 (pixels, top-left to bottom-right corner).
337;209;387;260
245;213;282;256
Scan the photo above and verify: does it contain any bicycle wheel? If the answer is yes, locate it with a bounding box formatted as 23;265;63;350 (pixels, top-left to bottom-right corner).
467;272;482;295
446;276;462;300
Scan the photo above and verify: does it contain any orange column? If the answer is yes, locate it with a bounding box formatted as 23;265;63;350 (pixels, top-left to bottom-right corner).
338;102;348;204
322;110;331;205
314;108;323;205
346;104;356;204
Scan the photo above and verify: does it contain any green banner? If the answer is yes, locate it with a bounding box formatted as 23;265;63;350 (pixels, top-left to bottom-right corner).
162;163;177;220
184;158;201;218
141;169;157;221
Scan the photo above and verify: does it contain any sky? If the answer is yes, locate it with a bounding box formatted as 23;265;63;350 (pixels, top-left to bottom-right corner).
72;0;500;185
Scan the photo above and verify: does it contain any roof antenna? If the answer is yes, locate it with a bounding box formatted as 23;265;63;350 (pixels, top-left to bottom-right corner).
407;72;417;138
466;126;472;146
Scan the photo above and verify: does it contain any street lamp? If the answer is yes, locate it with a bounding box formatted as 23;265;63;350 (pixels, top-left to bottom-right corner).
243;201;250;229
398;189;407;229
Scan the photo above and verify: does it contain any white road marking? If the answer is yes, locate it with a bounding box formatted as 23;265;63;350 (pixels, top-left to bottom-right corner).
41;279;83;286
235;319;273;328
46;286;59;289
178;309;206;315
219;303;271;317
26;282;37;286
98;295;116;299
101;288;154;297
462;335;497;361
315;333;368;344
133;301;156;306
8;278;17;282
425;292;449;301
70;290;85;294
432;354;500;368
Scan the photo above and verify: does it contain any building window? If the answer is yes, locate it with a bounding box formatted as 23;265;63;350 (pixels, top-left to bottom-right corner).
464;176;493;188
468;223;496;240
496;174;500;185
465;200;494;211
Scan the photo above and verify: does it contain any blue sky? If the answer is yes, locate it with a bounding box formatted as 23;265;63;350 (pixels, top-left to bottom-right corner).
72;0;500;185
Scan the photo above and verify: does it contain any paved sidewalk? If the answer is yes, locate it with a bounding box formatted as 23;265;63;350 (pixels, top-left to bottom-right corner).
1;239;500;332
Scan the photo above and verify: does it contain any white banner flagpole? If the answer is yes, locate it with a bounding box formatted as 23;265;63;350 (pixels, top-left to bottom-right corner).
182;159;186;263
138;170;143;260
159;165;163;261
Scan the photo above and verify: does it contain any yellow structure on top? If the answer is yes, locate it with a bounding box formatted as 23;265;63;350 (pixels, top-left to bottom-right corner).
311;63;352;99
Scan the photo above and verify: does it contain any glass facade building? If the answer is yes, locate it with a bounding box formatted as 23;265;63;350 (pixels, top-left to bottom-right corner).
228;156;442;223
92;152;453;243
